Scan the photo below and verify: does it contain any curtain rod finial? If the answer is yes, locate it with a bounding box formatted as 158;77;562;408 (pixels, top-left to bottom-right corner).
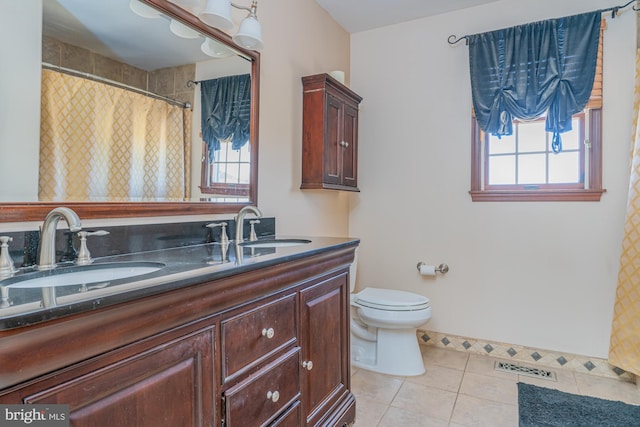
448;34;468;45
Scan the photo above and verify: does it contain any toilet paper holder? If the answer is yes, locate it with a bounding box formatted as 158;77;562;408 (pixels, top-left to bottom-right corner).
416;262;449;274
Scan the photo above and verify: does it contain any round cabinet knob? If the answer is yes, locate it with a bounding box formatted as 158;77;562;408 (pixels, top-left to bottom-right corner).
302;360;313;371
261;327;275;339
266;390;280;403
339;140;349;148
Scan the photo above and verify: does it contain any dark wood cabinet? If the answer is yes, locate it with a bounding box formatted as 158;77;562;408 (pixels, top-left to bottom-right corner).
301;73;362;192
22;325;216;427
300;272;353;426
0;245;357;427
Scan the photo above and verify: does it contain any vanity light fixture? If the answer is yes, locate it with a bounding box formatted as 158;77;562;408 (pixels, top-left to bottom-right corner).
198;0;263;51
129;0;162;18
169;19;201;38
201;38;234;58
170;0;203;13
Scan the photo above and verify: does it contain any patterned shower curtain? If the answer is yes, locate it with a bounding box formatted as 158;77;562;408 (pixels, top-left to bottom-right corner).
609;49;640;377
39;69;192;202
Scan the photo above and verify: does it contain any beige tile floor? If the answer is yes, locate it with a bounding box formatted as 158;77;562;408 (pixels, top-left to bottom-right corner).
351;347;640;427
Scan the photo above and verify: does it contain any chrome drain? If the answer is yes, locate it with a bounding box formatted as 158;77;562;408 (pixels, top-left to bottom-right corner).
494;361;557;381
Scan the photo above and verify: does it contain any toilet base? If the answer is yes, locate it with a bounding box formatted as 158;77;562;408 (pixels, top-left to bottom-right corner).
351;327;425;376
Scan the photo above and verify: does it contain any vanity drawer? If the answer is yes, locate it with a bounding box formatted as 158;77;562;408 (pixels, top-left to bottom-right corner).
224;347;301;427
221;293;296;380
270;401;300;427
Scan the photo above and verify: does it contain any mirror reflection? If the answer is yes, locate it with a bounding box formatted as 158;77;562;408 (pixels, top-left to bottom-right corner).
0;0;257;208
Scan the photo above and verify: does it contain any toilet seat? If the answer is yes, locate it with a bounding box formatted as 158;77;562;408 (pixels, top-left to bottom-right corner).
353;287;430;311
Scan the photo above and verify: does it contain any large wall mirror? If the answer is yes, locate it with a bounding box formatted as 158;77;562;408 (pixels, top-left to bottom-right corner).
0;0;259;222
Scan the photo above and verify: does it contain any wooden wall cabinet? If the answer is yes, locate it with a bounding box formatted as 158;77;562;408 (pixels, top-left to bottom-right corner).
0;245;357;427
301;73;363;192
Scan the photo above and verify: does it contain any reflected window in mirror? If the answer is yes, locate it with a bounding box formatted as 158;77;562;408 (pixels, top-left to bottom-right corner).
198;73;251;201
200;140;251;200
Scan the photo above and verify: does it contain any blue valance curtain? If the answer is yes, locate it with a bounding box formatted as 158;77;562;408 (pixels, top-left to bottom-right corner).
200;74;251;159
469;12;601;152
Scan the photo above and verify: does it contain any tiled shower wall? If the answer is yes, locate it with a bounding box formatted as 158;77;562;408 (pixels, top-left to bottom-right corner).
42;35;195;106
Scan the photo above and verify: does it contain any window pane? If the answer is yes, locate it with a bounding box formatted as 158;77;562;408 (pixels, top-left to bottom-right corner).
558;121;580;150
226;163;240;183
239;164;251;184
213;164;227;183
218;142;229;159
227;148;241;162
518;121;546;153
488;156;515;185
549;151;580;183
518;153;546;184
488;134;515;154
240;142;251;158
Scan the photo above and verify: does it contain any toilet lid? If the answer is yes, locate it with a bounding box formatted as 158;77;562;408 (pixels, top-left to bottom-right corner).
354;287;430;311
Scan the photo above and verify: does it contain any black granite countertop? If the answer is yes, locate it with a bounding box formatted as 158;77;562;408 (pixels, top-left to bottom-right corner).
0;236;359;330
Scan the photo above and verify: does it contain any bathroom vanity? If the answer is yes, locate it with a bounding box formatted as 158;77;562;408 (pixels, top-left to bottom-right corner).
0;237;358;427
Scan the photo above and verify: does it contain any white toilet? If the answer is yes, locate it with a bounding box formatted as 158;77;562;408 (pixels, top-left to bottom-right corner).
349;253;432;376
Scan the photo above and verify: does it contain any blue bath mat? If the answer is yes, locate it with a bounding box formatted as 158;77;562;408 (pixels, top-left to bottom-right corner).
518;382;640;427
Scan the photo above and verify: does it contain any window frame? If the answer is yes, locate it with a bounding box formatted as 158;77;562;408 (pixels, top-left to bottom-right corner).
470;108;604;202
199;141;251;197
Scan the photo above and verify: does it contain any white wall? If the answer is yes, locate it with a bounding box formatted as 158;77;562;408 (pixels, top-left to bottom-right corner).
257;0;352;237
350;0;636;358
0;0;41;202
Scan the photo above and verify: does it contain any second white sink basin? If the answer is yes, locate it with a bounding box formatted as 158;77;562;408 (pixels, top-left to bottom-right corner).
5;262;165;289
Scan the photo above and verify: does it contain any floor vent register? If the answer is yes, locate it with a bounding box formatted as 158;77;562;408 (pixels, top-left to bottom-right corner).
494;361;557;381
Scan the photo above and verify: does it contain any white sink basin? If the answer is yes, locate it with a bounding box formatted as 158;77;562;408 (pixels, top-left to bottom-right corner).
5;262;165;289
240;238;312;248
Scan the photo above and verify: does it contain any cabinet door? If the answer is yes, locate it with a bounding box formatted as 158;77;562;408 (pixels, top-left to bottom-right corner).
324;92;343;186
299;273;349;426
340;102;359;188
24;327;216;427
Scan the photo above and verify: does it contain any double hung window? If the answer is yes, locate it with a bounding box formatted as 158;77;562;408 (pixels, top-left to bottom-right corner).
469;15;605;202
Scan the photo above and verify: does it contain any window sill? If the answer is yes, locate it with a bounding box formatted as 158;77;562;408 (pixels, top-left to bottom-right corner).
199;184;249;197
469;189;606;202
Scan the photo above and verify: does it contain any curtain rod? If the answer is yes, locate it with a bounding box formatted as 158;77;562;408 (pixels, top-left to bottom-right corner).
447;0;637;45
42;63;191;109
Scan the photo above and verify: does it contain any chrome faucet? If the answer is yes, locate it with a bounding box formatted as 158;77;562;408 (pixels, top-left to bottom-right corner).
235;205;262;242
37;207;82;270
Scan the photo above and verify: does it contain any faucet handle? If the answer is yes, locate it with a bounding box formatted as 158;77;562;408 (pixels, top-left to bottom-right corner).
85;230;110;237
75;230;109;266
0;236;16;278
249;220;260;241
206;222;229;244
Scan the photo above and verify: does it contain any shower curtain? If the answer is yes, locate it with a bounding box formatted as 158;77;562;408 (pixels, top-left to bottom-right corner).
609;48;640;377
39;69;192;202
